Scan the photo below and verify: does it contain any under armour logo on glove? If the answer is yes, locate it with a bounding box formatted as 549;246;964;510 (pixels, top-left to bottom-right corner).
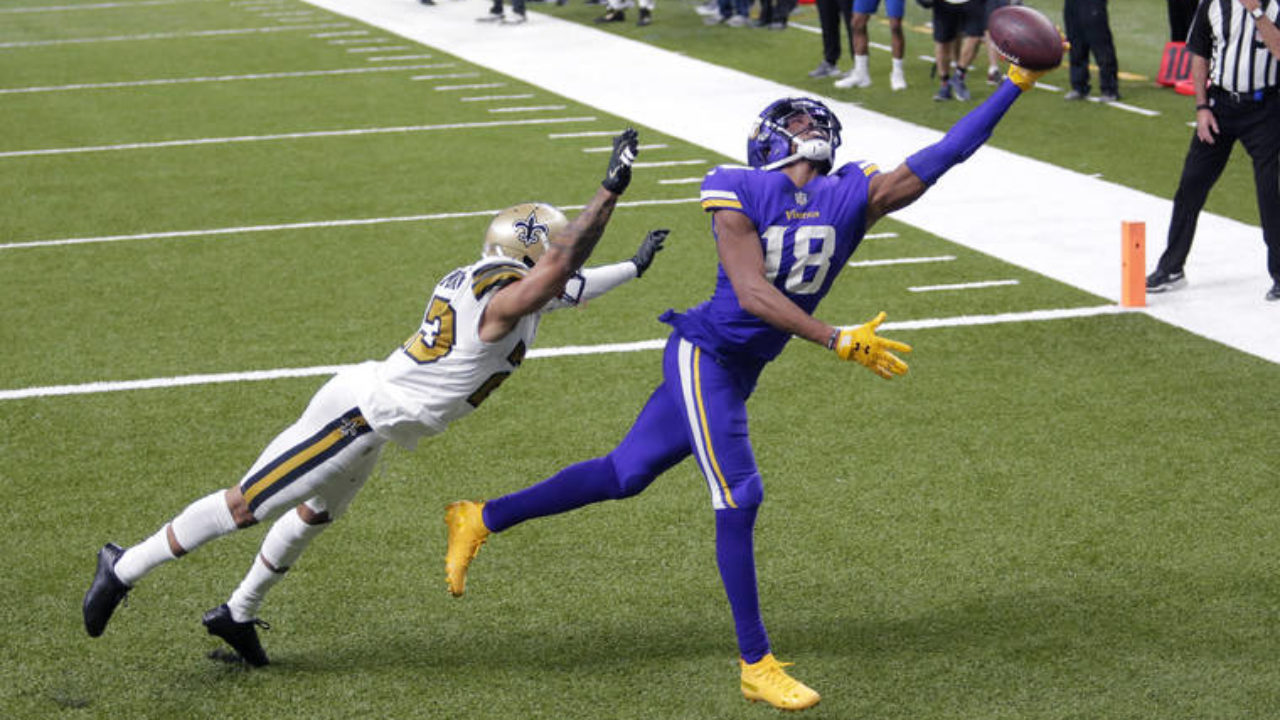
602;128;639;194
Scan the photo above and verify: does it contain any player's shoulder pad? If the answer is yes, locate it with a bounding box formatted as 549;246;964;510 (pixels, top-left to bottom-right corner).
833;160;880;179
700;164;754;212
471;256;529;300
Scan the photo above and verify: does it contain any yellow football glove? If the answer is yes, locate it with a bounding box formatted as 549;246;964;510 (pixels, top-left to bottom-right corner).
1007;64;1052;91
834;312;912;380
1007;38;1068;91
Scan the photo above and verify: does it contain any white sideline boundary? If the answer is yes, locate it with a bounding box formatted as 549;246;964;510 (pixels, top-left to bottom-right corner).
0;306;1127;401
299;0;1278;365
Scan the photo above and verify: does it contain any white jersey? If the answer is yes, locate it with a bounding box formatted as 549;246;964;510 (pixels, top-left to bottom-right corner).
350;256;541;450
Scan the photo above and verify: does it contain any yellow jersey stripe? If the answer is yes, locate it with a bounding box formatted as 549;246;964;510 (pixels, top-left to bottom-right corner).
693;346;737;509
700;198;743;210
241;421;360;506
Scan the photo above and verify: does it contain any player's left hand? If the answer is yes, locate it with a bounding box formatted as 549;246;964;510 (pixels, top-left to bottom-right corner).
834;311;912;379
601;128;639;194
1007;63;1054;91
631;229;669;277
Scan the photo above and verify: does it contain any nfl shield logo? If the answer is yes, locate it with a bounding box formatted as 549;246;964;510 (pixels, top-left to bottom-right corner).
794;191;808;206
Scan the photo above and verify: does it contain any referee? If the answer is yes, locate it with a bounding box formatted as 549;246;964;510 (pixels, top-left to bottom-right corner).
1147;0;1280;301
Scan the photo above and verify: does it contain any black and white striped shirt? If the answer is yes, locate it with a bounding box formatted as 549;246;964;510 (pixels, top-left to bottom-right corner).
1188;0;1279;92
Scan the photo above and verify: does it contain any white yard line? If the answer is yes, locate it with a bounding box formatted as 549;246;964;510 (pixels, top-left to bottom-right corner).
0;197;697;251
0;306;1126;401
0;0;210;13
0;116;595;159
409;72;479;81
460;94;534;101
632;159;707;168
364;53;433;61
548;130;624;138
582;143;668;153
486;105;566;113
0;24;350;48
909;279;1020;292
849;255;956;267
0;64;447;95
434;82;504;90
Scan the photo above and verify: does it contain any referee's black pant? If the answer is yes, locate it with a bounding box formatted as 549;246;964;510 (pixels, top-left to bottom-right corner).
1063;0;1119;96
1158;89;1280;284
815;0;853;66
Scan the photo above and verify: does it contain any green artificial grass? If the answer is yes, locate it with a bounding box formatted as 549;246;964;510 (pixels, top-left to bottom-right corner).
1;1;1277;718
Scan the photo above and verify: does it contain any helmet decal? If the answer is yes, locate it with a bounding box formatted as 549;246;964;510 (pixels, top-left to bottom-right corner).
482;202;569;266
512;210;550;249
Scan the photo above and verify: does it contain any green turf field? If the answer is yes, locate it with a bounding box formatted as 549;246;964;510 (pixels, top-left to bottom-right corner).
2;1;1277;718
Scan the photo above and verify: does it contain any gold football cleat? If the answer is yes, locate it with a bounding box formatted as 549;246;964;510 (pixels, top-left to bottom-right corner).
740;653;821;711
444;500;490;597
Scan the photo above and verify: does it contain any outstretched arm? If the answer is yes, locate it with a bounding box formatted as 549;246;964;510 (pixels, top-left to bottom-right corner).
865;63;1057;229
479;129;638;341
543;229;669;310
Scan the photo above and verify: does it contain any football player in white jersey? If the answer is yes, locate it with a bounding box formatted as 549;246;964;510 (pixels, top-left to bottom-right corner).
82;129;668;666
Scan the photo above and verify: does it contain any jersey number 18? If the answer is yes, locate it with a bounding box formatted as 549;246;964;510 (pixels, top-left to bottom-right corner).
761;225;836;295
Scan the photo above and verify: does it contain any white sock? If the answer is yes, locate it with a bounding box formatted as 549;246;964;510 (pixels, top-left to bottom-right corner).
227;509;326;621
892;58;904;73
227;556;285;622
169;490;238;553
854;55;868;75
113;526;176;586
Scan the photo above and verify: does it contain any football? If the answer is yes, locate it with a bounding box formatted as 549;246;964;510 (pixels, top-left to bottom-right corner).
987;5;1064;71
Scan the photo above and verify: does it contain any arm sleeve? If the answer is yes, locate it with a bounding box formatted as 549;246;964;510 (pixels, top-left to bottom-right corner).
904;80;1021;186
540;261;638;312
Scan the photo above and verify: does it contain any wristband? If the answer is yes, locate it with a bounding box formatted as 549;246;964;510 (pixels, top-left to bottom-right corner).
1195;103;1211;111
1251;6;1264;20
826;328;839;350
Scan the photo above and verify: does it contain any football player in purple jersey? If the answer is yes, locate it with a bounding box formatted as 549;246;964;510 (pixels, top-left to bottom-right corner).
445;62;1059;710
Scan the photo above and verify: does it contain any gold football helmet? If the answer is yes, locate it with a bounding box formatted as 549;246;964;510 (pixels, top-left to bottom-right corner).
482;202;569;267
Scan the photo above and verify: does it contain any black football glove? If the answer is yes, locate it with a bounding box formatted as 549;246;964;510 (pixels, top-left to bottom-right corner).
631;229;669;278
601;128;639;194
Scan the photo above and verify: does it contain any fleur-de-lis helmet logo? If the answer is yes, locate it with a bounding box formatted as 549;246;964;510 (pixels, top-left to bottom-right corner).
512;210;550;249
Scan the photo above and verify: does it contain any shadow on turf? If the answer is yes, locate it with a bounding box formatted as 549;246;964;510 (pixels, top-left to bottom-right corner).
173;575;1276;680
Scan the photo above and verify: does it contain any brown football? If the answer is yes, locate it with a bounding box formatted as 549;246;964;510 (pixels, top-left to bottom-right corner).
988;5;1064;71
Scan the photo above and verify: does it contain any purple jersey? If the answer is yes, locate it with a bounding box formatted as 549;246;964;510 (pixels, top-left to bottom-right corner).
663;161;879;362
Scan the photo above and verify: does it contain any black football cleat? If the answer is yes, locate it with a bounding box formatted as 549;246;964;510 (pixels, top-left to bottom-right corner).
1146;269;1186;293
83;543;131;637
202;604;271;667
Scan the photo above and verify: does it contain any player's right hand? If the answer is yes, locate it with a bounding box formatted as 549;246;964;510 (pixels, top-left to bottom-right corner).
834;312;912;379
631;229;668;277
601;128;639;194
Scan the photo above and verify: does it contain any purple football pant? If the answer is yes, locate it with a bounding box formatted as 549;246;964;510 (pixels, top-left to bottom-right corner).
483;333;771;662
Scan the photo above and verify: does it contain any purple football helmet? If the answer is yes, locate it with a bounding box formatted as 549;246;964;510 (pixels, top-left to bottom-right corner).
746;97;843;171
